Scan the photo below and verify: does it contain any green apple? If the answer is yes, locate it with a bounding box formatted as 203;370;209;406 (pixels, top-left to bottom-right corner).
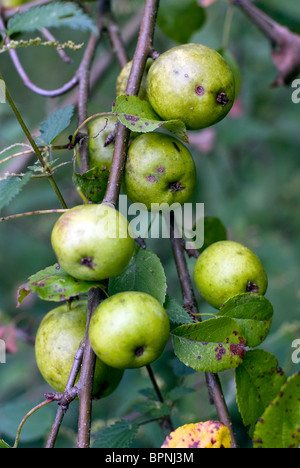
35;300;124;398
193;240;268;309
88;116;117;171
2;0;29;6
146;43;235;130
123;132;196;210
51;204;135;281
89;291;170;369
116;58;154;102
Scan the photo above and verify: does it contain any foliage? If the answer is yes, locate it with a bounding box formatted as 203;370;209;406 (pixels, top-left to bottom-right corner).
0;0;299;450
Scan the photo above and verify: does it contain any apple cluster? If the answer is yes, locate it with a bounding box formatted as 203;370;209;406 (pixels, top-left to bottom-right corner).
35;43;268;399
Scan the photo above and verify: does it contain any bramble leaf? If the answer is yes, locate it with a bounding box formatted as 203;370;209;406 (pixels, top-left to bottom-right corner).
36;105;75;146
92;420;139;449
7;3;98;36
0;171;32;213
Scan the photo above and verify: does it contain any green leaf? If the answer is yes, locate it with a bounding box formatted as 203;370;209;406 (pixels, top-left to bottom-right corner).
7;3;98;36
92;420;139;449
252;372;300;448
36;105;74;146
216;293;273;347
108;246;167;305
113;95;189;143
235;350;286;435
164;295;194;326
157;0;206;44
17;263;105;307
73;167;110;204
0;440;11;448
0;171;32;213
171;317;246;373
198;217;227;254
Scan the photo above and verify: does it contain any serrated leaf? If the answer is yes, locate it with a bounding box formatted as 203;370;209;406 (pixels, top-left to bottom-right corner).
235;349;286;435
17;263;105;307
252;372;300;448
157;0;206;44
36;105;74;146
92;420;139;449
73;167;109;204
7;2;98;36
108;246;167;304
216;293;273;347
171;317;246;373
0;171;31;213
164;295;194;326
113;95;189;143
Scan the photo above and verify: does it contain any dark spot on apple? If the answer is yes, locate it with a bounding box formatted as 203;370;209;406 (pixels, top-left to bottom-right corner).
146;175;156;182
156;166;165;173
80;256;95;270
246;281;260;293
169;181;185;192
195;85;205;96
135;346;144;357
172;142;181;152
216;92;230;106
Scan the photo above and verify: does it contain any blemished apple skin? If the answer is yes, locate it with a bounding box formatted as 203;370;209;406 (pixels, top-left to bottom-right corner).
35;300;124;398
147;43;235;130
193;240;268;309
123;132;196;211
89;291;170;369
51;204;135;282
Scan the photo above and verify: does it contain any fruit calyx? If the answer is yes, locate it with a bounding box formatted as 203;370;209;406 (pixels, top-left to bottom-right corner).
246;281;260;293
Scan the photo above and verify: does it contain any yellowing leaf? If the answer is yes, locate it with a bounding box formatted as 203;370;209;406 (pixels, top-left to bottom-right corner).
161;420;231;448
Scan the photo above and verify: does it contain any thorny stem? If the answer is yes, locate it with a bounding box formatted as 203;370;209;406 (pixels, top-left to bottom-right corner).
168;213;238;448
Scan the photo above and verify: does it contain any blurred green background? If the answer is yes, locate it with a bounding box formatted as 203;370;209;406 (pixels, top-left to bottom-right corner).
0;0;299;448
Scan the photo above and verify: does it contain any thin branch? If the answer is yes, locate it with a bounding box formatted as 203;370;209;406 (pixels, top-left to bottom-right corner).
100;0;129;68
41;28;73;64
77;287;105;449
102;0;160;208
168;213;238;448
0;209;67;223
231;0;300;85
